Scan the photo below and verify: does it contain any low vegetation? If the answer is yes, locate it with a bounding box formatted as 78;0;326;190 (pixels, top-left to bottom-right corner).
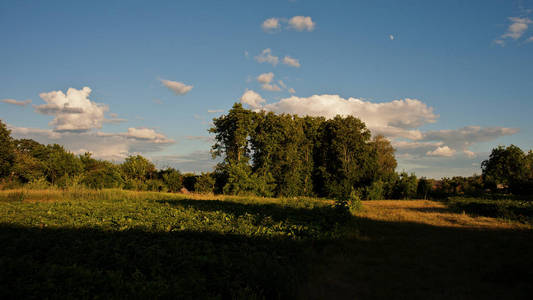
1;189;532;299
446;197;533;224
0;189;351;299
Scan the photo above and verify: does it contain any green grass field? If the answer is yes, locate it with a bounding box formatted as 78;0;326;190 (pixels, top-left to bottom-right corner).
1;189;532;299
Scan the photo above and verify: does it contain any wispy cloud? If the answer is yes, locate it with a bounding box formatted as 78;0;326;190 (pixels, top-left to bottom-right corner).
494;16;532;46
255;48;279;66
1;98;32;106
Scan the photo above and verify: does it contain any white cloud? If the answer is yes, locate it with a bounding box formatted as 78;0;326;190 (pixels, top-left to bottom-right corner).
123;128;174;143
1;99;32;106
288;16;315;31
527;36;533;42
255;48;279;66
495;17;532;45
389;34;394;40
257;72;274;84
261;84;282;92
502;17;532;39
250;94;437;140
288;88;296;94
256;72;282;92
426;146;456;157
160;79;193;95
34;87;109;132
240;90;266;110
207;109;224;113
282;56;301;67
262;18;280;32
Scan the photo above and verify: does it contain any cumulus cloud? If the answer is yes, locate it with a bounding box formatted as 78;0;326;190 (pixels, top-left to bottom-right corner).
1;99;32;106
262;18;280;32
248;94;437;140
34;87;108;132
288;88;296;94
257;72;274;84
239;93;519;168
255;48;279;66
256;72;282;92
160;79;193;95
495;17;532;45
288;16;315;31
240;90;266;110
426;146;456;157
282;56;301;67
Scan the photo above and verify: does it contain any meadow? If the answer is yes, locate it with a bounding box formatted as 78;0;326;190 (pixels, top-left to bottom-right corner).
1;189;532;299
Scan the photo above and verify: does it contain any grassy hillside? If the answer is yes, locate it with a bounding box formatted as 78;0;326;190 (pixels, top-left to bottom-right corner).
1;190;532;299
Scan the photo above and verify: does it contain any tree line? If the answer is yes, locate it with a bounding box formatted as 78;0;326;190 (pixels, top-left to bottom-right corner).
2;110;532;199
0;120;216;192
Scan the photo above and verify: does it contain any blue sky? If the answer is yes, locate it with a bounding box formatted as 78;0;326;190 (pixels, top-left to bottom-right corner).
1;0;532;178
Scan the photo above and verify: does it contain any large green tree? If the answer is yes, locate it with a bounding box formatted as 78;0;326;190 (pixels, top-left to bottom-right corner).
481;145;531;194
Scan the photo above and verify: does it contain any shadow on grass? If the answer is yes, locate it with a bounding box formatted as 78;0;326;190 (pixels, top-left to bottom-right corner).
1;199;532;299
404;206;451;213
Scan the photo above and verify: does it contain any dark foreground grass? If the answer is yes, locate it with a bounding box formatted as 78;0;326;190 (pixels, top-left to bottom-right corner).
0;190;347;299
1;190;532;299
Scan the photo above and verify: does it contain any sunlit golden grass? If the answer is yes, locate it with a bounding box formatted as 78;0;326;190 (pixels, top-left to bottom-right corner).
359;200;531;230
0;188;334;208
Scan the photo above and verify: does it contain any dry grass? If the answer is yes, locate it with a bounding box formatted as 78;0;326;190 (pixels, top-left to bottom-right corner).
359;200;531;230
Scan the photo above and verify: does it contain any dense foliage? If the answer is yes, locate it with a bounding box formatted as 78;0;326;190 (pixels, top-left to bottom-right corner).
210;103;398;199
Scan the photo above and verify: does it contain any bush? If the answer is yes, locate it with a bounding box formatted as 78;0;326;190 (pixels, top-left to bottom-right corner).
194;173;215;194
447;197;533;223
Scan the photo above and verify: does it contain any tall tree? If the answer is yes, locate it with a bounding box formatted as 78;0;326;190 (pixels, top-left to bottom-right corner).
315;115;375;198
